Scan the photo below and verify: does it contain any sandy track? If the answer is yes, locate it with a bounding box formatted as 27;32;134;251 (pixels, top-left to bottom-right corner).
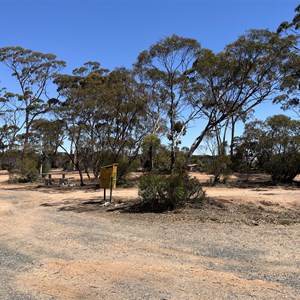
0;171;300;299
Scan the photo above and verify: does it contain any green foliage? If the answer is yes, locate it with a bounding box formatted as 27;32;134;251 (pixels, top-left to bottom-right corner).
141;134;161;171
135;35;201;171
10;158;39;183
173;150;186;173
166;172;206;206
54;66;148;185
140;141;171;173
138;173;165;210
42;162;51;174
276;6;300;119
0;33;298;182
203;155;232;184
138;172;206;211
185;29;298;162
0;149;22;171
30;119;65;155
277;4;300;33
95;150;140;184
236;115;300;183
115;156;140;183
52;152;69;169
263;153;300;183
63;160;75;172
0;46;66;156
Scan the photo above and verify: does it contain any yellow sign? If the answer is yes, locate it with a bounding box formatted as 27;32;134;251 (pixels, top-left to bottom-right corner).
100;163;118;189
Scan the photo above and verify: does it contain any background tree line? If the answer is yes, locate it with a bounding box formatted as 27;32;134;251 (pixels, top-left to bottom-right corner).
0;6;299;185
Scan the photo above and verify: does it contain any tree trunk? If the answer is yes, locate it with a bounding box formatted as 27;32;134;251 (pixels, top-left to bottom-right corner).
215;125;222;155
230;116;236;159
22;112;30;161
169;92;176;173
84;162;91;180
221;119;230;156
76;161;85;186
185;123;212;167
170;147;175;173
149;144;153;171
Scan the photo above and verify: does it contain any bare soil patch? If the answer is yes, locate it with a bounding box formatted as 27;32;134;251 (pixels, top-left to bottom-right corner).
0;170;300;299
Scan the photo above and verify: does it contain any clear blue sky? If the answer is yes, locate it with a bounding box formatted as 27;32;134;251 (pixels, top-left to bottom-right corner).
0;0;299;149
1;0;297;71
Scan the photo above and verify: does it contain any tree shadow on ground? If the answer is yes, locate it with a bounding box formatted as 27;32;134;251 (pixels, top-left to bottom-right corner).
40;197;105;213
43;195;300;226
0;183;101;194
202;179;300;190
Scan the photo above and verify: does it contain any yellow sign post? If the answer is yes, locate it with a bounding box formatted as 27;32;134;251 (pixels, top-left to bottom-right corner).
100;163;118;202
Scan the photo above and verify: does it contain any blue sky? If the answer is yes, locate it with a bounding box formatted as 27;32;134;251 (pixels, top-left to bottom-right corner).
0;0;299;149
1;0;297;71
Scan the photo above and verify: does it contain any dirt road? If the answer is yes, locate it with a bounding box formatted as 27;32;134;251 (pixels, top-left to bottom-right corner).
0;172;300;299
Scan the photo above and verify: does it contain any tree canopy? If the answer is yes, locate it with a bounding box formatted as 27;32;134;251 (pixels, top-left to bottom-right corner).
0;14;299;183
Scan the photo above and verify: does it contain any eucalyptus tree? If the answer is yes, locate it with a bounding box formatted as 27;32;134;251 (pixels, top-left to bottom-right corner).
133;70;168;171
0;86;6;111
238;115;300;182
92;68;149;178
0;89;26;151
54;62;108;184
54;64;148;183
207;107;254;159
0;46;66;158
133;68;169;172
134;34;201;172
276;5;300;118
0;86;7;151
277;4;300;36
184;29;298;164
30;118;65;169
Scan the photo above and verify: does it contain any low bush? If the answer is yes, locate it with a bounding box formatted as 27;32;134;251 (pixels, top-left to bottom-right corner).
263;153;300;183
203;155;232;184
42;162;52;174
9;158;39;183
138;172;206;212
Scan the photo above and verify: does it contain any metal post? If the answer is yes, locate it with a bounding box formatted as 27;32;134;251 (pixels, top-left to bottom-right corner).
110;177;113;203
104;188;106;201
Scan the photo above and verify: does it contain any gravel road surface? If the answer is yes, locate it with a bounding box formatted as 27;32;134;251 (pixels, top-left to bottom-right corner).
0;182;300;299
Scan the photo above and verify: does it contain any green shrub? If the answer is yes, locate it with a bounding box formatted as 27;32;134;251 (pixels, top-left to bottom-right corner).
138;173;165;210
138;172;206;211
263;153;300;183
42;162;51;174
10;158;39;183
203;155;232;184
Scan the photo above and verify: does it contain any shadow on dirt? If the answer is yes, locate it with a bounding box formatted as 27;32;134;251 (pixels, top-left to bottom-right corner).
202;180;300;190
40;197;104;213
0;183;101;194
40;195;300;226
1;172;299;193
